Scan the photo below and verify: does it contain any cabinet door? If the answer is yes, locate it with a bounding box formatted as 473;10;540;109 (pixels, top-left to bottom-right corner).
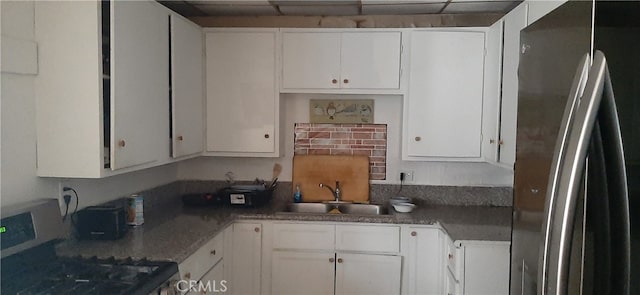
229;223;262;295
340;32;401;89
206;31;277;154
281;32;341;89
171;14;204;158
462;242;510;295
445;268;461;295
199;260;227;294
271;251;335;295
111;0;170;169
481;20;504;164
499;3;528;168
406;31;484;158
405;228;443;295
335;253;401;295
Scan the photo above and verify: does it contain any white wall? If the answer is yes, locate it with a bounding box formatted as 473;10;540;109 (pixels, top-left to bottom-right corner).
0;1;178;210
178;93;514;186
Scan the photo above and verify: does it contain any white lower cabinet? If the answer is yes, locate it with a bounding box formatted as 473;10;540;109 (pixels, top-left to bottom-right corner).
271;251;336;295
456;241;510;295
181;221;509;295
335;253;402;295
444;238;511;295
179;226;227;295
404;227;443;295
270;222;402;295
229;223;262;295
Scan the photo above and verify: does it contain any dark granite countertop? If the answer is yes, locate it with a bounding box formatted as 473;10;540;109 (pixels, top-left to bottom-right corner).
56;202;512;263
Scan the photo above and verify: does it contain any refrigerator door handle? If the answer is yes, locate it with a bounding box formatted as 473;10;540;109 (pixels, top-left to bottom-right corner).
539;51;630;295
538;53;590;294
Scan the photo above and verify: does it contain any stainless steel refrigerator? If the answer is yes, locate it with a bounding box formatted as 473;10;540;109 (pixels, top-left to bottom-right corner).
510;1;639;294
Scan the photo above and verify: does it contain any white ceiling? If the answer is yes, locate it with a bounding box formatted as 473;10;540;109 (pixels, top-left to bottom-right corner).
159;0;521;17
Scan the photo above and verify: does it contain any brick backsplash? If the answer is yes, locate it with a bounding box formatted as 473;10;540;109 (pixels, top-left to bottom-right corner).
294;123;387;180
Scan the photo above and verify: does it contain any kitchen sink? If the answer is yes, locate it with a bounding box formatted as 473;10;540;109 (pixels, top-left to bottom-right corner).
284;203;388;215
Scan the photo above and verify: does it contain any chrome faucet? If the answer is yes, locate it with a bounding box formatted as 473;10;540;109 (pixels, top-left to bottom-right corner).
319;181;341;202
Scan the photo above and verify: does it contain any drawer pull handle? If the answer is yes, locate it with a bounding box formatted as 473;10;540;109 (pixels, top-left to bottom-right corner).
255;227;260;233
210;249;216;255
337;258;343;263
411;231;417;236
329;257;335;263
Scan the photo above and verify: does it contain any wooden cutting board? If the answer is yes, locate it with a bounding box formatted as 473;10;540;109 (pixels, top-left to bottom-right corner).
292;155;370;203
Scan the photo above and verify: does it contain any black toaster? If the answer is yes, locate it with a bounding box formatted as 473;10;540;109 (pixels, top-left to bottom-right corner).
75;205;127;240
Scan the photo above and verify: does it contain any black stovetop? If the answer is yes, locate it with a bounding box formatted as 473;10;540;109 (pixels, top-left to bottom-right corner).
1;242;178;295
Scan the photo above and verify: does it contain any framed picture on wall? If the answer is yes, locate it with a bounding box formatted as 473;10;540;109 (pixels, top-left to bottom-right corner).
309;99;374;124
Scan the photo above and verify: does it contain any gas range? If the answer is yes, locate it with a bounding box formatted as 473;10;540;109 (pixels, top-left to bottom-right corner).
0;199;179;295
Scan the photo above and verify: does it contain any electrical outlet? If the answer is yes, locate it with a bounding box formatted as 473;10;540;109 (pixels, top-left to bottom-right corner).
399;170;415;182
58;181;69;200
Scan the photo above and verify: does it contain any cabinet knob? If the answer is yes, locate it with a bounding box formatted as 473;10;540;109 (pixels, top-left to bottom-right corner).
490;139;496;144
411;231;417;236
337;258;343;263
210;249;216;255
414;136;421;142
499;140;504;145
264;134;270;139
343;79;349;84
448;253;453;260
329;257;335;263
184;272;191;279
118;139;126;147
331;79;338;84
177;135;184;141
255;227;260;232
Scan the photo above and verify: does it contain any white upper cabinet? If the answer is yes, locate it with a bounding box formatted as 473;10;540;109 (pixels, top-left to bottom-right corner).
499;3;529;168
205;29;280;156
110;0;170;170
282;32;342;89
481;20;505;165
340;32;402;89
404;30;485;160
170;13;204;158
34;0;172;178
281;30;402;92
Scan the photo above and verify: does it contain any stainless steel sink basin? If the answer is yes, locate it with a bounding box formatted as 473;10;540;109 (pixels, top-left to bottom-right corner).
337;203;388;215
284;203;388;215
286;203;333;213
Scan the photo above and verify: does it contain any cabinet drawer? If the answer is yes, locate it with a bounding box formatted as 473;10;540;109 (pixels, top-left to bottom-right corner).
273;223;335;250
335;225;400;253
179;232;224;281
